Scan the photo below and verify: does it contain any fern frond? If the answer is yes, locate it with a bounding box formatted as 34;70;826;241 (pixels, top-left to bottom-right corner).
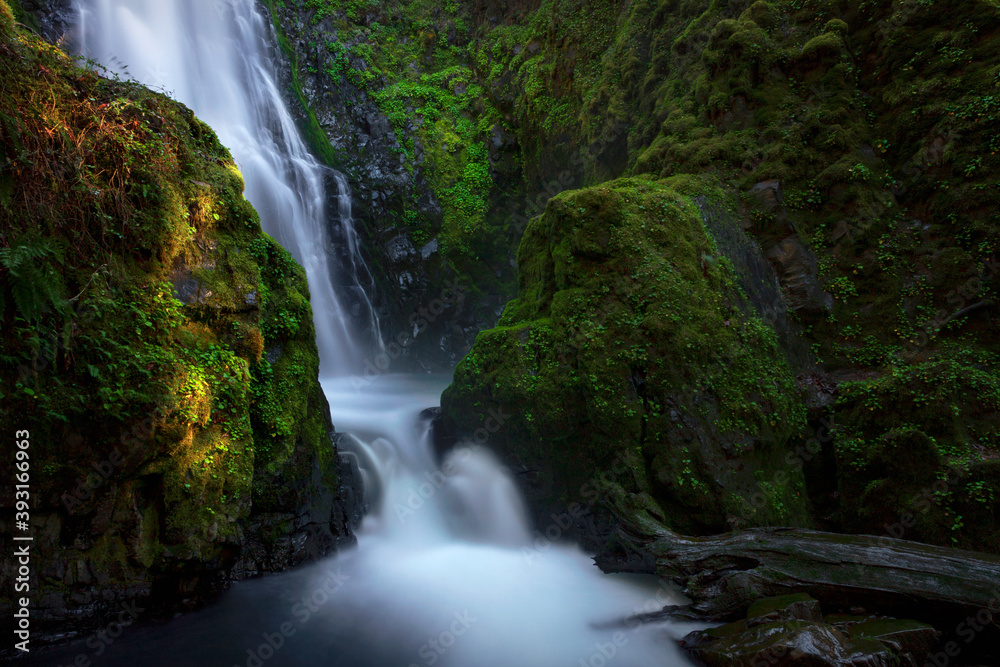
0;237;67;322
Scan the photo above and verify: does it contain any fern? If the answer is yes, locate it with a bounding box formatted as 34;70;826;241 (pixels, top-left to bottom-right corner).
0;237;67;322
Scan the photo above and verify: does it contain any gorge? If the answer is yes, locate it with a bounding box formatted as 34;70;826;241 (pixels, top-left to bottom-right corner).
2;0;1000;665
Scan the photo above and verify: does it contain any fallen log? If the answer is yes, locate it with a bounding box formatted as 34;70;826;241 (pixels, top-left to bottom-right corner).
627;523;1000;643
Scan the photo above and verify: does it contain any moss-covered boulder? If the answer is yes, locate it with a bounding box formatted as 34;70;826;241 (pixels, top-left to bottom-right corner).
442;0;1000;554
0;9;355;645
441;176;813;539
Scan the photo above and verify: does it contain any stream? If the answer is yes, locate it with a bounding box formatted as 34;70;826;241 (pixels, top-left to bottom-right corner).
39;1;704;664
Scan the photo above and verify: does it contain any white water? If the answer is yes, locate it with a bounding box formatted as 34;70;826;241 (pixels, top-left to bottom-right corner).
64;2;700;665
316;375;701;667
75;0;381;375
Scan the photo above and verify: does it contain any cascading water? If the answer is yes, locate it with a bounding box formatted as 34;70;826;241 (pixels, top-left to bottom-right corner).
74;0;381;375
56;2;702;665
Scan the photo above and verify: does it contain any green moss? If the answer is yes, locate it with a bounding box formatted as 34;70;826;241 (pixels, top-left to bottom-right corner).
438;0;1000;550
834;354;1000;551
747;593;817;619
2;0;37;33
264;0;515;305
0;14;332;597
442;177;811;534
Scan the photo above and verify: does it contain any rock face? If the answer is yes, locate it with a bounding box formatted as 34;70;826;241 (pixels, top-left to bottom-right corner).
7;0;74;44
441;176;814;548
765;235;833;314
0;14;359;652
259;0;518;371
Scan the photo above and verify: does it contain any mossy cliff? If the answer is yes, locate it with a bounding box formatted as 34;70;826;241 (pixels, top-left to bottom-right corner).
259;0;517;370
438;0;1000;554
0;8;357;645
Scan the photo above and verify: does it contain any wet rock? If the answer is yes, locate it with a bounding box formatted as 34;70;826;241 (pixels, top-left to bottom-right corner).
765;235;834;313
420;238;439;259
749;179;786;215
746;593;824;626
172;271;213;305
386;234;416;261
266;344;283;364
847;619;939;667
18;0;76;44
684;619;895;667
680;593;940;667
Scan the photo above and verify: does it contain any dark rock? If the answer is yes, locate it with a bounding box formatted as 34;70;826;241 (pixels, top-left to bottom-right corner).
684;619;895;667
765;235;834;313
259;0;514;372
679;595;939;667
420;238;439;259
847;619;940;667
171;271;213;305
696;195;814;371
17;0;75;44
266;344;283;364
749;179;786;215
746;593;824;626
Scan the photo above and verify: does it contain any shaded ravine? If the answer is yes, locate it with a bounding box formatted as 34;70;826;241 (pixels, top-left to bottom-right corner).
36;1;706;665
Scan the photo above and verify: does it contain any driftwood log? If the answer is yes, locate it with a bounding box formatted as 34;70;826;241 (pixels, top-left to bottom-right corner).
603;521;1000;641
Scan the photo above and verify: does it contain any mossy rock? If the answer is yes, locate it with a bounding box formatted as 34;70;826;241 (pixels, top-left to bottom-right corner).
442;176;811;536
747;593;823;624
0;16;343;635
848;619;940;662
686;619;895;667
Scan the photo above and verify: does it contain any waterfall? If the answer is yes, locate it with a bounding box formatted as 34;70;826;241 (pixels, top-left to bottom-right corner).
58;3;702;665
34;373;700;666
74;0;381;376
